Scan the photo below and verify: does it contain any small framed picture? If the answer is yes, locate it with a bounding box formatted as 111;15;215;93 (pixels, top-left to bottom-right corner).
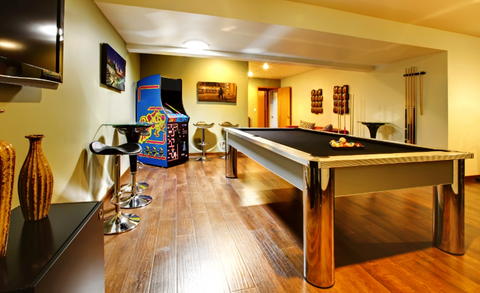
101;43;126;91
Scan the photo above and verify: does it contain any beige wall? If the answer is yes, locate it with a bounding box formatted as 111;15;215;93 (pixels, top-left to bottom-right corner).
247;78;281;127
0;0;140;208
140;55;248;154
282;52;448;148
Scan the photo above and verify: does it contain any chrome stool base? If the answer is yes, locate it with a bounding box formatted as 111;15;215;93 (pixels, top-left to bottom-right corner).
196;156;212;161
103;212;140;234
120;194;153;209
121;181;149;193
89;141;143;235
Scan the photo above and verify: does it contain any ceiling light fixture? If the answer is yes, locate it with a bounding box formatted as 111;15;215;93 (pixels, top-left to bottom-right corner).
248;71;253;77
263;63;269;69
183;40;209;51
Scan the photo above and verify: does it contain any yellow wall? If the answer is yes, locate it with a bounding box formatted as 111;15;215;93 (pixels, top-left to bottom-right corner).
0;0;140;208
140;54;249;154
282;52;448;148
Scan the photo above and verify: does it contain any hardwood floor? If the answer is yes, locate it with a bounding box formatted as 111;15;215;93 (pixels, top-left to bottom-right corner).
103;155;480;292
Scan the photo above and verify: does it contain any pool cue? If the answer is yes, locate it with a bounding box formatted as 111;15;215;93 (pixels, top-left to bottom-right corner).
419;71;423;115
344;106;346;134
350;95;353;135
407;68;412;143
338;105;340;133
351;94;354;135
410;67;414;143
407;67;410;143
412;67;416;144
404;68;408;143
410;66;414;143
337;92;342;133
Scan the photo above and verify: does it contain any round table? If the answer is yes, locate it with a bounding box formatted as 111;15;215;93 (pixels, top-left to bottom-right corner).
358;121;389;139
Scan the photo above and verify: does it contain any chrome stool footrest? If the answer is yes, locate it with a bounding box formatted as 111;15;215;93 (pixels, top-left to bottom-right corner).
103;212;140;234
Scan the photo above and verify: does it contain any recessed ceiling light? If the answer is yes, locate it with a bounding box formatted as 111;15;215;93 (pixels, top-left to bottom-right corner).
263;63;269;69
183;40;209;50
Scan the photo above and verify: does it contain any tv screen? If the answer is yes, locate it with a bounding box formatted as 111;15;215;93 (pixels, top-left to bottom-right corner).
0;0;64;88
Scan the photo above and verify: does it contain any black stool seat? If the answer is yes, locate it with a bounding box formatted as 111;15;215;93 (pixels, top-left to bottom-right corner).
90;141;141;156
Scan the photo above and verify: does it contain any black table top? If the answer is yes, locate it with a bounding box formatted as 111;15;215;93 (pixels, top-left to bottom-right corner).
0;202;101;292
240;128;436;157
358;121;389;126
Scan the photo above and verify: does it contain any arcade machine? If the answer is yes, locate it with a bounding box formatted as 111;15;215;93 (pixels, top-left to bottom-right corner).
136;74;190;167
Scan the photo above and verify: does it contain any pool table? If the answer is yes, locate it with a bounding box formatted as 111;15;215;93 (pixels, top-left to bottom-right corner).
224;127;473;288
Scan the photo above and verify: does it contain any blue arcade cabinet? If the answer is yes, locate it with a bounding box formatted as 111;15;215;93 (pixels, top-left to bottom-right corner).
136;74;190;167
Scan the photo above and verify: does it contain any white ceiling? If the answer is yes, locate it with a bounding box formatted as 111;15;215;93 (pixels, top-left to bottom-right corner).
95;0;479;79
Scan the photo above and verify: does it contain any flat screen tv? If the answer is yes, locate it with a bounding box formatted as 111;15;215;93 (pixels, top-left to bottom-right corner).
0;0;64;89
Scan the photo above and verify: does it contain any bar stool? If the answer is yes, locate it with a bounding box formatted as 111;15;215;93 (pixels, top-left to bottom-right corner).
89;141;142;234
219;121;239;159
194;121;214;161
120;129;150;194
113;124;153;209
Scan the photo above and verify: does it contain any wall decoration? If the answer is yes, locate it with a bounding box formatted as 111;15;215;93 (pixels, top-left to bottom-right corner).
101;43;126;91
333;85;349;134
311;89;323;114
333;85;349;114
197;82;237;103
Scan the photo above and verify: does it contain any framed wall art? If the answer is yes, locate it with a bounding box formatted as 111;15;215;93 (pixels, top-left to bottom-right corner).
197;82;237;103
101;43;126;91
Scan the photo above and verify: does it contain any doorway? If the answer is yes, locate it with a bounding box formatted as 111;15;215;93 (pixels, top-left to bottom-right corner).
257;87;292;127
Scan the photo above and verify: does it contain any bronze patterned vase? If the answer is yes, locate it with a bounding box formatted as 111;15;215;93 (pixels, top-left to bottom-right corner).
0;109;16;257
0;138;15;258
18;135;54;221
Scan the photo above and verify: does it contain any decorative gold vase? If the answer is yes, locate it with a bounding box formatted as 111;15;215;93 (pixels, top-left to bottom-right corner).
0;109;16;258
18;135;54;221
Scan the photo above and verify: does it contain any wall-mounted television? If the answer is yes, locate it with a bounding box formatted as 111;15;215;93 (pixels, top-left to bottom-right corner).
0;0;64;89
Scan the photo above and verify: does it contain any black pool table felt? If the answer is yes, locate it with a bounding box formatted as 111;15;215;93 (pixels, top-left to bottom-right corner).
241;129;435;157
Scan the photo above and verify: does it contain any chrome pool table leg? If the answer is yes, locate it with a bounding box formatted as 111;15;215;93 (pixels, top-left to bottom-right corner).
433;159;465;255
225;144;238;178
303;164;335;288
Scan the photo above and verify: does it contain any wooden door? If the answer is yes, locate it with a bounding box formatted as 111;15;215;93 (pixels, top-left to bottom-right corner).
277;87;292;127
257;90;268;127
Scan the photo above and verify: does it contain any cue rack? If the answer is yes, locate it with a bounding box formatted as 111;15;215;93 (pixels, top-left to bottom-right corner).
333;85;350;134
404;67;426;144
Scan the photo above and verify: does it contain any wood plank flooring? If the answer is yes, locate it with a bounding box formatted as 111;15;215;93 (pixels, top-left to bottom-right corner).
103;155;480;292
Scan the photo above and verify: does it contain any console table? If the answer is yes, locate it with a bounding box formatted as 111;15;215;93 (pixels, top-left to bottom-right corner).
0;202;105;293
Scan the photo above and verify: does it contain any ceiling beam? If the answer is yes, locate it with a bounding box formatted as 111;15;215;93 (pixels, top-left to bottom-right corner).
126;43;375;72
